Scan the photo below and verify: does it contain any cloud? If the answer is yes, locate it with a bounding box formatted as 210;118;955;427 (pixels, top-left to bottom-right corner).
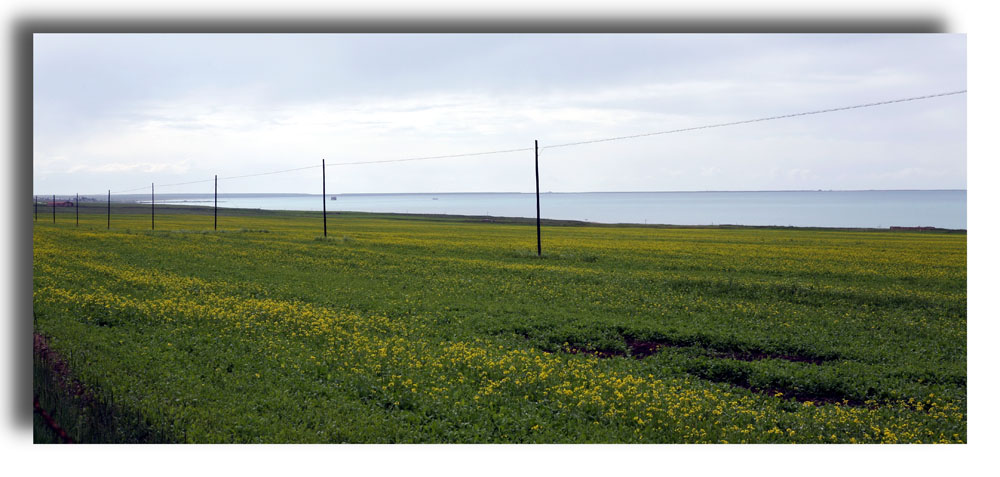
67;161;192;175
32;34;966;194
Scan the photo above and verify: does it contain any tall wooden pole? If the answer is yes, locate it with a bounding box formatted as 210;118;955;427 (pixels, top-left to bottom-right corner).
151;183;155;231
107;190;110;230
322;159;328;238
214;175;218;231
535;140;541;256
34;196;37;222
75;193;79;227
52;194;55;224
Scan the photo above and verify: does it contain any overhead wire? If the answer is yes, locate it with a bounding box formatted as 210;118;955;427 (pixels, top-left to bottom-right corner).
219;164;321;181
540;90;967;150
324;146;536;167
93;89;965;195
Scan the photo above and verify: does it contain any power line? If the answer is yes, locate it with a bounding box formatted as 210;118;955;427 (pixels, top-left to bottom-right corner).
541;90;967;150
219;164;321;181
96;89;964;194
157;178;216;188
325;146;535;167
104;166;322;194
110;146;536;193
111;185;151;194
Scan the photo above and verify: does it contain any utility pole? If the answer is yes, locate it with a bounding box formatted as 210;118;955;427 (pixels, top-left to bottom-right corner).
151;183;155;231
75;193;79;227
535;140;541;256
52;194;55;224
322;159;328;238
107;190;111;230
214;175;218;231
34;196;37;222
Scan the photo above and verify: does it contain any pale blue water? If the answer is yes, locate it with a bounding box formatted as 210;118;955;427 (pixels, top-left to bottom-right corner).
142;190;967;229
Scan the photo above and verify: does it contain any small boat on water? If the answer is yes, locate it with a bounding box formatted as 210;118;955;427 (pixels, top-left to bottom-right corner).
330;196;337;200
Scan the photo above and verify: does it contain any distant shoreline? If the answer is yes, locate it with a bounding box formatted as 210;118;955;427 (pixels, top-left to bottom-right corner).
48;189;969;201
58;200;967;234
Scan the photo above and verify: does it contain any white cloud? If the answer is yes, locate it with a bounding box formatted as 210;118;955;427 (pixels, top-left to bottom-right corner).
68;161;192;174
32;34;966;194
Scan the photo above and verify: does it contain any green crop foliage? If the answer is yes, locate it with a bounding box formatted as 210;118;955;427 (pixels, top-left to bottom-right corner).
32;205;966;443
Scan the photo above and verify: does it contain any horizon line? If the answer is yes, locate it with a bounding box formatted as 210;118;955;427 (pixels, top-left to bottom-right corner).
64;188;970;197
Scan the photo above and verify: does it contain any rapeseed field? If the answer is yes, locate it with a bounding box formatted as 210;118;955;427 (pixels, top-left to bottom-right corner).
32;208;966;443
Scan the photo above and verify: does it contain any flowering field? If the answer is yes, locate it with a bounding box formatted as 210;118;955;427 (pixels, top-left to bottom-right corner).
32;208;966;443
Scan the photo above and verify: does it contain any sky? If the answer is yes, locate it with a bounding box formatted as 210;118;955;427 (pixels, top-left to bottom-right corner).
32;33;966;196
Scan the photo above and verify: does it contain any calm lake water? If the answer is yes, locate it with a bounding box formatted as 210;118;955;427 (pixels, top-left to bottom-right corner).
144;190;967;229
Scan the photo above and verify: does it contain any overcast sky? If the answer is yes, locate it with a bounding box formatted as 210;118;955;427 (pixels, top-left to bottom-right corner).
32;33;966;195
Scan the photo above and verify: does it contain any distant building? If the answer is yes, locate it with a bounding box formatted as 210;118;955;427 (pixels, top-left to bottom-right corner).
47;201;74;207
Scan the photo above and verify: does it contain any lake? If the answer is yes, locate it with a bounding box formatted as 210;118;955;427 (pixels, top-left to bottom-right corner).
140;190;967;229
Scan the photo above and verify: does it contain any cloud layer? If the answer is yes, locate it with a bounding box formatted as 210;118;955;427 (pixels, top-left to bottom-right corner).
33;34;966;195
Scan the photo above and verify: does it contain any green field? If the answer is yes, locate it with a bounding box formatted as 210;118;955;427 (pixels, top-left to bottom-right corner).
32;204;967;443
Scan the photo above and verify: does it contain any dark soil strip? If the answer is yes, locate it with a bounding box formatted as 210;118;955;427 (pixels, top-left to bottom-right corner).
552;338;865;407
34;333;94;403
713;350;827;365
562;345;625;359
33;395;74;443
625;339;666;359
34;332;103;428
558;339;672;359
520;333;862;407
726;381;870;408
34;332;183;443
624;338;830;364
557;338;830;364
557;343;868;407
34;332;89;443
